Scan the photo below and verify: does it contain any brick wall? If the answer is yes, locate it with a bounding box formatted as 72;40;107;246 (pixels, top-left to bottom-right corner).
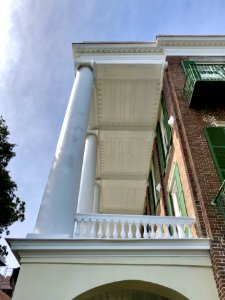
163;56;225;299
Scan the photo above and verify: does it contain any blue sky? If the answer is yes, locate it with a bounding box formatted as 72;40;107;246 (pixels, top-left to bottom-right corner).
1;0;225;265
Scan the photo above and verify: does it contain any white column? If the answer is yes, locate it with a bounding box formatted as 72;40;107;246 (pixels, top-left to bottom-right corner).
34;64;94;238
93;182;101;213
77;134;98;213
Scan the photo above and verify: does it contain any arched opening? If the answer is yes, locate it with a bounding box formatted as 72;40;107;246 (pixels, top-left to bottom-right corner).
73;280;188;300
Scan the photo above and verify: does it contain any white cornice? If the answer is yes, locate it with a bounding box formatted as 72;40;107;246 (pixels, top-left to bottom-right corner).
157;35;225;47
73;43;162;58
73;36;225;61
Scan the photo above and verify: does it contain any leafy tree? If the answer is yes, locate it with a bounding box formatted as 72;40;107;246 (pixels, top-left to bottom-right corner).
0;116;25;256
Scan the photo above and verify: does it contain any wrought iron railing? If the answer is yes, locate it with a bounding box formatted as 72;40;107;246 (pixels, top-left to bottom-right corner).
212;180;225;219
184;64;225;105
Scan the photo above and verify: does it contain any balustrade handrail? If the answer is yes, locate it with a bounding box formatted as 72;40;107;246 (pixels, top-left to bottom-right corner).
74;213;196;240
74;213;195;224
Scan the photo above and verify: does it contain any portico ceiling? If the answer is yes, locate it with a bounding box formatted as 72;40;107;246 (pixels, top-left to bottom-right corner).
72;37;225;215
88;63;163;214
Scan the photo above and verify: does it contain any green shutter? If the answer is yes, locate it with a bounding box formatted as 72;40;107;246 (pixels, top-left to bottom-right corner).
204;127;225;181
148;172;156;215
153;164;160;204
156;123;166;174
167;193;174;235
167;193;173;216
181;61;195;75
181;60;200;78
161;94;172;146
174;164;187;217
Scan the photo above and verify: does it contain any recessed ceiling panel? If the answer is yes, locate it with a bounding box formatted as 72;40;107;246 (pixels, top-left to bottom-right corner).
97;79;159;127
99;131;154;179
101;180;146;214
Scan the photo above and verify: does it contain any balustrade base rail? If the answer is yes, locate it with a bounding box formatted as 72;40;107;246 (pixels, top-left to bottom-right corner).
74;213;196;240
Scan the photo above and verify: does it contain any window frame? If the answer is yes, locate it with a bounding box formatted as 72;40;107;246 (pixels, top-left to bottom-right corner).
147;159;160;215
167;162;188;217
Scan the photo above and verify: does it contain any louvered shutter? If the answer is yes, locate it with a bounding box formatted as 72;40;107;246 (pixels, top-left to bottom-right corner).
148;172;156;215
204;127;225;181
156;123;166;174
174;163;188;217
167;194;173;216
181;60;200;79
161;94;172;146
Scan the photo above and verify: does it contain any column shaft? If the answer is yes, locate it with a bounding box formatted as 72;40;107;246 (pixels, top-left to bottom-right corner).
93;182;101;213
77;134;98;213
34;66;94;237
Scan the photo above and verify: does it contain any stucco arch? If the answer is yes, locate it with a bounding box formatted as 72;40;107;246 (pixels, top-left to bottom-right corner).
73;280;188;300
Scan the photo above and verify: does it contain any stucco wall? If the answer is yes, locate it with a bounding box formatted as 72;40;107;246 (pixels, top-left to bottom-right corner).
13;256;218;300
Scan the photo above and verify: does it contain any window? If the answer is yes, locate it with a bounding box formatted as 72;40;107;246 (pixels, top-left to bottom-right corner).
147;159;159;215
156;94;172;174
204;127;225;182
148;172;156;215
156;122;166;174
160;93;172;155
167;163;187;217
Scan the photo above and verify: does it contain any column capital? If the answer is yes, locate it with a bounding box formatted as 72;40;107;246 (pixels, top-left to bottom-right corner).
77;60;96;74
87;130;98;139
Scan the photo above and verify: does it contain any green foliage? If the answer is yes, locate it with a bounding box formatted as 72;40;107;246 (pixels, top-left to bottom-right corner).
0;117;25;255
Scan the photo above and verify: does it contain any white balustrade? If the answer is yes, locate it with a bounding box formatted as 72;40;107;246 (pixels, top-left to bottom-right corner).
74;213;196;240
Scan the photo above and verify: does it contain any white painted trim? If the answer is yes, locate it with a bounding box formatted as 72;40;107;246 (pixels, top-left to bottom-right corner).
75;56;165;67
215;121;225;127
7;238;210;258
73;36;225;64
164;48;225;56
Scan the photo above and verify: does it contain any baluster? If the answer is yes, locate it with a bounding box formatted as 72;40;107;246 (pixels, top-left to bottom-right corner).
105;220;111;239
186;224;193;238
90;219;97;239
156;223;163;238
74;220;81;238
97;220;103;239
128;222;133;239
135;221;141;239
149;223;156;239
142;222;148;239
121;221;126;239
82;218;88;238
113;220;118;239
172;224;178;238
177;224;185;238
164;224;171;239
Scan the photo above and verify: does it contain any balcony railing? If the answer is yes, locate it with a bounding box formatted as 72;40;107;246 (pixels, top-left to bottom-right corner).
212;180;225;219
184;63;225;108
74;213;196;240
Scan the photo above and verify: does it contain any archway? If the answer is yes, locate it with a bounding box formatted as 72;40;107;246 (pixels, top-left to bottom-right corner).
73;280;188;300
